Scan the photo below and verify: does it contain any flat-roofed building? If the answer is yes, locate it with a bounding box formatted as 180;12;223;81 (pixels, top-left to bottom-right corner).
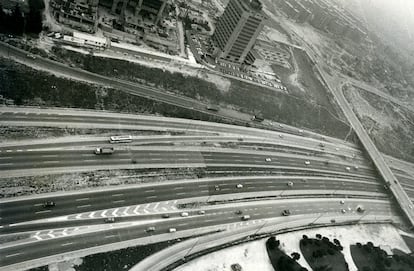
212;0;267;65
110;0;168;24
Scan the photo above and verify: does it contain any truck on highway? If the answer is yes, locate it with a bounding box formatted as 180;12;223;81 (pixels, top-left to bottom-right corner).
94;147;114;155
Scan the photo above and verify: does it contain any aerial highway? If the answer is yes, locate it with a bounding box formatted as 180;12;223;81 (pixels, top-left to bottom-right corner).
0;175;386;228
313;61;414;227
0;146;378;179
0;198;397;269
0;106;357;150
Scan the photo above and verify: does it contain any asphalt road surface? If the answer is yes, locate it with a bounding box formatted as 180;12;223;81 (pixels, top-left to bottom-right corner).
0;198;396;267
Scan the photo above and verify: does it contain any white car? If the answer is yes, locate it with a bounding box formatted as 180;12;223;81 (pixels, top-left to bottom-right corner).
345;167;351;171
287;181;293;187
279;134;284;138
304;161;311;165
180;212;189;217
169;228;177;233
340;200;345;205
341;209;346;214
236;184;243;188
298;129;304;133
265;158;272;162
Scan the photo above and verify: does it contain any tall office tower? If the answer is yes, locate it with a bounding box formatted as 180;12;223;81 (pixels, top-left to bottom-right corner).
212;0;266;64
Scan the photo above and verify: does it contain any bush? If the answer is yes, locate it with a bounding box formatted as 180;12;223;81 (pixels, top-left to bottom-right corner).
291;252;301;261
322;237;330;243
316;234;322;239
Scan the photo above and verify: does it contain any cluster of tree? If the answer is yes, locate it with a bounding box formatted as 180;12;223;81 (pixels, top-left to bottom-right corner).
355;242;414;271
301;234;344;255
266;237;308;271
0;0;45;36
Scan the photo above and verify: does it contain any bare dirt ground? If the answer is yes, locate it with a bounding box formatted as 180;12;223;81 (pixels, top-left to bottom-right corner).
343;85;414;163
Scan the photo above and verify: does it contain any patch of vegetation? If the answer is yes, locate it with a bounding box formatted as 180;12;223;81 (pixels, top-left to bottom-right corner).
266;236;308;271
0;57;235;125
300;234;348;271
351;242;414;271
50;47;352;139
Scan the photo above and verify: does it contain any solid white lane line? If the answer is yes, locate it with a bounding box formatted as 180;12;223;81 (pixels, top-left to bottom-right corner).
105;235;118;239
112;193;124;197
147;196;157;199
75;198;90;201
5;253;21;258
77;205;91;208
33;203;43;206
176;192;186;196
145;189;155;193
35;210;51;214
61;242;74;247
113;200;125;204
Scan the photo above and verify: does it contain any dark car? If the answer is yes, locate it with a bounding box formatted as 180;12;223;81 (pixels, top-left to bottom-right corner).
104;217;115;223
162;214;170;218
43;201;56;208
281;209;291;216
235;210;243;215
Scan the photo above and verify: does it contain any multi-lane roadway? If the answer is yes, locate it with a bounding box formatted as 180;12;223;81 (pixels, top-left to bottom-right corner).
0;198;398;268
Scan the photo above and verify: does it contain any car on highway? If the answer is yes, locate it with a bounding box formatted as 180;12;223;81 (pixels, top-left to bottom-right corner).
340;200;345;205
43;201;56;208
279;134;284;138
356;206;365;213
341;209;346;213
162;214;170;218
180;212;189;217
236;184;243;188
298;129;304;134
146;226;156;232
304;161;311;165
26;53;36;60
281;209;291;216
198;210;206;215
265;158;272;162
319;143;325;147
169;228;177;233
354;165;359;170
235;210;243;215
242;215;251;221
214;185;220;191
345;166;351;171
104;217;115;223
287;181;293;187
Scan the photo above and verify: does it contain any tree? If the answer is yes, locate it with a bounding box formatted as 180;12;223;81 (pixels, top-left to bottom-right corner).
9;4;25;35
316;234;322;239
291;252;300;261
25;9;43;34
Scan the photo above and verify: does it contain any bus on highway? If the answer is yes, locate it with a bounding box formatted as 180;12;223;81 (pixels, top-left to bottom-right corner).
109;135;133;143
